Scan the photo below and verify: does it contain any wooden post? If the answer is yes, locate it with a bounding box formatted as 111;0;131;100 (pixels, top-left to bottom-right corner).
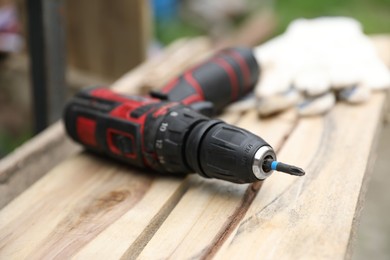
25;0;66;133
65;0;151;80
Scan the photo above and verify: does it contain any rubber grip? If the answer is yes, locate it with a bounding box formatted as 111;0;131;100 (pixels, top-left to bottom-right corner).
160;47;260;113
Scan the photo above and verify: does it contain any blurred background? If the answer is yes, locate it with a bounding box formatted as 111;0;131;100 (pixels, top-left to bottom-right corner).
0;0;389;258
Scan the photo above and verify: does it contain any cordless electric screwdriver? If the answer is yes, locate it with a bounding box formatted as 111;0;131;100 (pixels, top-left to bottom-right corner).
64;47;304;183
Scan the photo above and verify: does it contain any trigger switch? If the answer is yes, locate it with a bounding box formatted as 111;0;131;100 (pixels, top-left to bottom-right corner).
114;135;134;154
150;91;168;100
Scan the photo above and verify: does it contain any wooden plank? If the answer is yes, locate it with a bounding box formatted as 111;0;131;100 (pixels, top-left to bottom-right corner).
0;111;238;259
71;110;295;259
215;10;276;50
0;122;80;209
0;110;269;259
0;97;384;259
70;112;240;260
0;33;226;254
1;13;386;257
78;35;388;258
0;153;165;259
0;9;275;208
213;93;386;259
0;37;213;209
136;110;297;259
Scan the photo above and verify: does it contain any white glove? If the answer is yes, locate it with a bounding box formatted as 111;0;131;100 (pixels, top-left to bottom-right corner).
252;17;390;116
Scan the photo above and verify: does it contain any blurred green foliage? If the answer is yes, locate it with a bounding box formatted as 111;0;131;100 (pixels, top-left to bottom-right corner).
274;0;390;34
0;129;31;158
2;0;389;158
155;0;390;45
155;21;204;46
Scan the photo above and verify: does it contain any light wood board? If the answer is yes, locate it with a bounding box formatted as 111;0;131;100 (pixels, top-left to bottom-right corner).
213;93;386;260
0;37;213;209
0;36;389;259
0;94;385;259
0;8;276;209
83;110;298;260
65;0;151;79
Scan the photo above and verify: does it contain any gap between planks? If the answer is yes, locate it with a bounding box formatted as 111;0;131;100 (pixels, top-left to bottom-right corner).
0;27;386;258
0;107;238;258
0;37;213;209
0;9;278;207
0;108;298;259
0;95;385;259
213;93;387;260
134;109;298;260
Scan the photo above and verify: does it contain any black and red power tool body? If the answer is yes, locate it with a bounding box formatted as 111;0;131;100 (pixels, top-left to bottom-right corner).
64;48;284;183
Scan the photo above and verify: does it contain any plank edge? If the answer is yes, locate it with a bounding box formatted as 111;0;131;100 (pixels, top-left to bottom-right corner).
345;92;388;259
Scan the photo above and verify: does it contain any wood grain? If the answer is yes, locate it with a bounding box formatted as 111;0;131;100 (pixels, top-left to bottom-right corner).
213;93;386;260
2;92;384;259
0;10;276;209
72;112;240;260
0;108;237;259
0;153;152;259
0;37;213;209
0;122;80;208
0;34;388;259
65;0;151;79
137;110;298;259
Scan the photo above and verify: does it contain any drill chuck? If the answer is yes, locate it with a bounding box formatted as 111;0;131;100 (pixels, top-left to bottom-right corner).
145;105;276;183
183;117;276;183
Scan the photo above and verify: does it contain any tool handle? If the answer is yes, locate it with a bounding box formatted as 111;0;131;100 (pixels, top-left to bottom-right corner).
64;88;155;168
155;47;259;115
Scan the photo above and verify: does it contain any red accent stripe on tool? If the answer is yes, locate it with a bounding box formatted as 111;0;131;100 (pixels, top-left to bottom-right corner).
181;94;203;105
77;117;97;147
229;50;251;90
90;88;132;103
153;103;178;117
184;72;205;99
161;78;179;94
213;57;239;101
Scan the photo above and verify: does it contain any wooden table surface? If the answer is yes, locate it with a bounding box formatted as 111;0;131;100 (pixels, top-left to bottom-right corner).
0;35;389;260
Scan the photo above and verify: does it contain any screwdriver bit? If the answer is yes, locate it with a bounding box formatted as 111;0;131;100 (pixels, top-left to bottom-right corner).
263;159;305;176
